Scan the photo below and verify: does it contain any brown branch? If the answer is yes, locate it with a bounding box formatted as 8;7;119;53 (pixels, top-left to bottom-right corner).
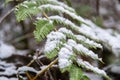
26;72;33;80
32;58;58;80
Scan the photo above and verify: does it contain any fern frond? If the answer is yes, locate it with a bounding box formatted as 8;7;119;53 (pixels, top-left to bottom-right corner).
38;4;87;24
70;65;90;80
15;1;40;22
66;39;101;61
77;58;111;80
34;19;54;41
13;0;113;80
35;0;75;13
58;46;75;72
58;28;102;49
44;31;66;59
38;16;99;41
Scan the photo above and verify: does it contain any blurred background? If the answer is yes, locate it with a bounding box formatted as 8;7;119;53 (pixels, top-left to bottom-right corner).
0;0;120;80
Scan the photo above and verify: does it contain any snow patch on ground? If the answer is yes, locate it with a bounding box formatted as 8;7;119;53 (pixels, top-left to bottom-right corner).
0;41;16;59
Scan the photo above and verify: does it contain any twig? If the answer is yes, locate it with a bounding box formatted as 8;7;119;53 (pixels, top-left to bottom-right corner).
27;59;35;67
32;58;58;80
0;8;14;24
48;70;55;80
26;72;33;80
27;49;43;66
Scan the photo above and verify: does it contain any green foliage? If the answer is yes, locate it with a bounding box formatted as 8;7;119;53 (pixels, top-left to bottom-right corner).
15;1;40;22
70;65;83;80
70;65;90;80
34;19;54;41
14;0;111;80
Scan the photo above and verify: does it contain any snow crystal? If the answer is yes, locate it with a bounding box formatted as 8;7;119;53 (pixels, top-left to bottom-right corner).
18;66;38;73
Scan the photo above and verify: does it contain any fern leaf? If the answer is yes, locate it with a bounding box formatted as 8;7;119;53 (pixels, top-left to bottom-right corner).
58;28;102;49
36;0;75;13
70;65;83;80
38;4;87;24
15;1;40;22
34;19;54;41
44;31;66;59
58;47;74;71
77;58;111;80
42;16;99;41
65;39;101;61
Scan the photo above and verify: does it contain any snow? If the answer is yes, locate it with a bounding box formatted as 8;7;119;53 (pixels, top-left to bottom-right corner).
0;41;28;59
79;24;99;41
38;4;86;23
18;66;38;73
0;60;17;76
0;41;16;59
58;59;72;69
59;47;73;59
77;58;107;76
94;27;120;57
67;39;76;47
77;19;120;56
0;77;17;80
45;0;75;12
0;66;17;76
58;27;102;48
58;28;73;35
75;35;86;41
44;40;60;53
48;15;80;30
44;31;66;53
74;44;101;60
47;31;66;40
46;16;100;41
58;47;73;68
